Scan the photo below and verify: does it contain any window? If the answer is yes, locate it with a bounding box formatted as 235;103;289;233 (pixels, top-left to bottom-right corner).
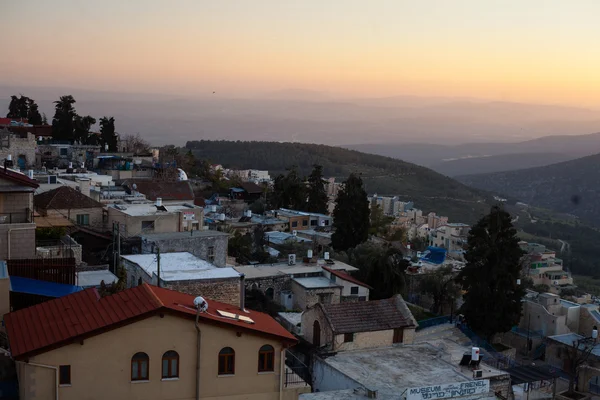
393;328;404;344
162;351;179;379
142;220;155;232
60;148;68;156
330;275;336;283
76;214;89;226
218;347;235;375
291;221;298;228
350;286;359;295
59;365;71;385
302;219;308;226
131;352;149;381
258;345;274;372
311;220;317;226
344;333;354;343
208;246;215;263
324;220;329;226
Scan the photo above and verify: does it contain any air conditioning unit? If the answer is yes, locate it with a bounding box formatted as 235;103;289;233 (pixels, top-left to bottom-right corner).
292;230;297;236
473;370;483;378
47;175;57;184
288;254;296;266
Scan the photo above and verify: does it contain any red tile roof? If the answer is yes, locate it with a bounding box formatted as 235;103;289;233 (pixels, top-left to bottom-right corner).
5;284;296;359
322;266;373;289
0;168;39;188
35;186;103;210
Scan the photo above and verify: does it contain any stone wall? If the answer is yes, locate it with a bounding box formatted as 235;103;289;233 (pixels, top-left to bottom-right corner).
291;280;341;310
245;275;291;304
142;234;229;267
301;306;334;348
333;330;393;352
0;131;36;168
163;277;241;307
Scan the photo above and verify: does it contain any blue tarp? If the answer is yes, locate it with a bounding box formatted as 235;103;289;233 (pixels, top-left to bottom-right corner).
420;246;447;265
10;276;83;298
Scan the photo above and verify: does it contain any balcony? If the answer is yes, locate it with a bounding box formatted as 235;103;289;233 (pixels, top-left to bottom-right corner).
0;209;33;224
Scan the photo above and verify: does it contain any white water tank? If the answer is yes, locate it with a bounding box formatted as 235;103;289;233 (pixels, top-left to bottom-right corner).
156;197;162;207
211;205;217;213
471;347;480;362
324;252;330;260
27;170;33;179
218;213;226;221
307;250;313;259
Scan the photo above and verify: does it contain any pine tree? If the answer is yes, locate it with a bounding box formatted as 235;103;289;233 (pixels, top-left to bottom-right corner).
331;173;370;251
52;95;78;141
99;116;117;151
457;206;525;341
27;100;43;125
268;166;306;210
306;164;328;214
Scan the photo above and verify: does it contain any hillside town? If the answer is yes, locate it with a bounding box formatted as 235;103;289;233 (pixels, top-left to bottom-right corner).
0;113;598;400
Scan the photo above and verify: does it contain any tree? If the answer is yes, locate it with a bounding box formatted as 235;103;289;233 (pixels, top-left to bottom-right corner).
369;204;393;236
306;164;328;214
73;115;96;144
122;133;151;154
42;113;48;125
331;173;370;251
561;335;598;395
457;206;525;341
27;100;42;125
99;116;118;151
6;95;42;124
6;95;20;118
228;231;253;264
98;265;127;297
268;166;306;210
420;266;461;315
52;95;77;141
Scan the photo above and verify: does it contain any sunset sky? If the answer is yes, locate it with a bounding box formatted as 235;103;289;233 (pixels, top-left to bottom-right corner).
3;0;600;106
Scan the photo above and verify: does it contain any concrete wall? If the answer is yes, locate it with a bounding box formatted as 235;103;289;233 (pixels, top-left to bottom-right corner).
16;313;288;400
0;223;36;259
333;330;393;352
142;234;228;267
163;278;241;307
0;192;33;220
519;300;571;337
291;281;341;310
322;270;369;300
311;357;362;393
108;208;203;237
44;208;104;229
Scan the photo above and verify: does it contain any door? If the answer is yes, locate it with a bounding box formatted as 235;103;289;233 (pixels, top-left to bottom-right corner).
313;320;321;347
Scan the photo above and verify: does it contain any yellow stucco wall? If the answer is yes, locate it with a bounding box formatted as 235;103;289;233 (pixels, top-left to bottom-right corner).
17;314;288;400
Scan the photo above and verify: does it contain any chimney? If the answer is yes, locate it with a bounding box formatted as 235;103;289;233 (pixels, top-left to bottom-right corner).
240;274;247;312
78;178;91;198
156;197;162;207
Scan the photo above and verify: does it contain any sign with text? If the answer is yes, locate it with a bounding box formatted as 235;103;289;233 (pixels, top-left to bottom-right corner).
407;380;490;400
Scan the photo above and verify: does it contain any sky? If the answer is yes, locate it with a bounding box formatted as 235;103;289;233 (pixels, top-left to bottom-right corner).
3;0;600;106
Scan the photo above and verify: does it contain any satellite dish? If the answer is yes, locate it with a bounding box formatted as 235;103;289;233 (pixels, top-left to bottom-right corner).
132;183;137;190
194;296;208;313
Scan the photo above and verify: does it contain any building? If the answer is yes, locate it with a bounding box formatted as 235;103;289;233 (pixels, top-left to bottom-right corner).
76;268;118;288
0;128;36;168
430;223;469;258
301;295;417;350
140;230;230;267
121;252;241;306
518;291;580;338
369;195;413;216
230;182;264;203
322;266;370;302
291;277;342;310
34;186;105;228
427;212;449;230
5;283;309;400
121;179;195;204
107;201;203;237
37;143;101;169
520;241;574;292
0;167;39;259
271;209;332;232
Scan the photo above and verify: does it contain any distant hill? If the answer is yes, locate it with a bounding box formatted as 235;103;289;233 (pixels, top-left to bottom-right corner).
457;153;600;227
347;132;600;175
186;140;495;224
429;152;573;177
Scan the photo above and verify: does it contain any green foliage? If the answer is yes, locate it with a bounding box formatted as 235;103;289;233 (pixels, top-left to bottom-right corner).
269;166;306;210
337;243;409;300
533;284;550;293
35;227;67;241
185;140;493;223
99;116;117;151
228;231;253;264
419;266;461;315
7;95;42;124
331;173;370;251
369;204;393;236
74;115;97;144
249;199;266;215
98;266;127;297
306;165;328;214
409;236;429;252
52;95;78;141
458;206;525;340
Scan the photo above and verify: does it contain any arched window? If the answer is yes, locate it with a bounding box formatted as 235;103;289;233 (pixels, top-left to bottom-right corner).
131;352;149;381
265;287;274;299
258;345;274;372
218;347;235;375
162;351;179;379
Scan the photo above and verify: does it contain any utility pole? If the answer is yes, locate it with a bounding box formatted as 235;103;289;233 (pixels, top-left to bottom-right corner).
116;222;121;273
156;246;161;288
112;222;117;273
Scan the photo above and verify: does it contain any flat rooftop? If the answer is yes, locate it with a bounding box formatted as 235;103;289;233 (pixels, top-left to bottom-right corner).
234;259;358;279
109;203;200;217
293;277;340;289
121;252;239;281
76;270;118;287
141;230;229;240
319;344;502;399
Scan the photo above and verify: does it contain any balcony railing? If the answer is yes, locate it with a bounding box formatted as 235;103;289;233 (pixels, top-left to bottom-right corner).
284;350;310;388
0;209;33;224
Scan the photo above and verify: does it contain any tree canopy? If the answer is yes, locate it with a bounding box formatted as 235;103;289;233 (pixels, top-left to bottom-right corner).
268;166;306;210
457;206;525;340
99;116;118;151
306;165;328;214
7;95;43;124
52;95;78;141
331;173;370;251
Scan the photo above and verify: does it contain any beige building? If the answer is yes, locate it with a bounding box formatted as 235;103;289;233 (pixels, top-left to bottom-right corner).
0;167;39;260
301;295;417;350
5;283;309;400
34;186;105;228
321;266;370;302
107;201;203;237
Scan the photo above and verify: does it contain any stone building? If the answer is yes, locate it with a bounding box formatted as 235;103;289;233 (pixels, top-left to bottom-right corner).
0;129;36;169
301;295;418;350
121;252;242;306
140;230;229;267
291;277;342;310
34;186;105;228
37;143;101;169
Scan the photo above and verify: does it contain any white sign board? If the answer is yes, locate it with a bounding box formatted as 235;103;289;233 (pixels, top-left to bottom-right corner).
183;212;195;221
407;380;490;400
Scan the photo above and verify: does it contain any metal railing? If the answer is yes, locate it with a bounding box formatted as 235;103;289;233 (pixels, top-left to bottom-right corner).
284;350;310;388
415;315;452;331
